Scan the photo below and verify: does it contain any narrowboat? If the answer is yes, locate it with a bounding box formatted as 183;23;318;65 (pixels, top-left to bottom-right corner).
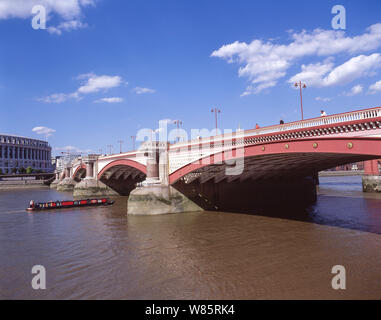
26;198;115;212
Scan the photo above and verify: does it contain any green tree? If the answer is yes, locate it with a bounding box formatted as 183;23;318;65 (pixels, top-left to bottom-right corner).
19;167;26;174
26;166;33;174
11;167;18;174
0;168;3;175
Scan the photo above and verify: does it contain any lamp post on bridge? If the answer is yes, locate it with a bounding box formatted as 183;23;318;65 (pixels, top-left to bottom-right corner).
107;144;113;155
211;107;221;132
131;135;136;150
117;140;124;153
173;120;183;142
294;81;307;120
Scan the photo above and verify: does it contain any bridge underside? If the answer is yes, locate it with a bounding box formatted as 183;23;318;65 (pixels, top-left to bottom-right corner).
176;152;377;184
73;168;86;182
172;152;378;213
99;165;146;196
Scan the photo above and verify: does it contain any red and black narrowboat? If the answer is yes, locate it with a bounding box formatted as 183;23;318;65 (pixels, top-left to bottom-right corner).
26;198;115;212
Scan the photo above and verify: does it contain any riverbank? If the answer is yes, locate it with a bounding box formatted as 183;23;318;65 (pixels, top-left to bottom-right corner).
319;170;364;176
0;180;49;190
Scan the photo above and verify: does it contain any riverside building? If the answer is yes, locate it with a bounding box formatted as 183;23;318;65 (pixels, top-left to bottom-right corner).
0;134;52;174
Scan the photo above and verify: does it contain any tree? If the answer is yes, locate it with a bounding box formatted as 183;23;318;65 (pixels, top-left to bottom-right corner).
26;166;33;174
0;168;3;175
11;167;18;174
19;167;26;174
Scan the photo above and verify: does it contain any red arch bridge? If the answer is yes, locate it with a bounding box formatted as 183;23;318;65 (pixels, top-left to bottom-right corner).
55;106;381;213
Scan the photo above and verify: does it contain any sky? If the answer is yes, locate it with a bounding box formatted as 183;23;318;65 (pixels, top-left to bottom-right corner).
1;0;381;156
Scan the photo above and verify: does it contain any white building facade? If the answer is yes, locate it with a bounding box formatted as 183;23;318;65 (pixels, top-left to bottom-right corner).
0;134;52;174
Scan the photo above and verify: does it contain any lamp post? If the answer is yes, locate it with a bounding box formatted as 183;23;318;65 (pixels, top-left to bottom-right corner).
131;135;136;150
211;107;221;132
294;81;307;120
117;140;124;153
107;144;113;155
173;120;183;142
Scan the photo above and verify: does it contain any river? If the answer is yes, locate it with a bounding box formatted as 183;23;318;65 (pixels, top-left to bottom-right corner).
1;176;381;299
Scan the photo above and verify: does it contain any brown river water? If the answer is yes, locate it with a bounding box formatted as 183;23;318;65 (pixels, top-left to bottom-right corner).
0;176;381;299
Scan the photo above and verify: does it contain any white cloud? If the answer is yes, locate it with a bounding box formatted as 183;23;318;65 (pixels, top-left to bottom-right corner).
211;24;381;95
344;84;363;96
78;73;122;94
315;96;332;102
95;97;124;103
289;60;334;87
133;87;156;94
54;145;92;154
39;73;123;103
368;80;381;94
47;19;87;35
0;0;95;34
289;54;381;87
32;126;56;137
37;92;79;103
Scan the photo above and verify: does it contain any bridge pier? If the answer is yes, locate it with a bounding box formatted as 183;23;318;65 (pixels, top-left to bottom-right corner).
362;159;381;192
73;155;118;197
127;142;202;215
57;165;76;192
50;172;61;189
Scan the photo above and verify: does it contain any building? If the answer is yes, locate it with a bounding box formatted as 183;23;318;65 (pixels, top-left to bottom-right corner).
0;134;53;174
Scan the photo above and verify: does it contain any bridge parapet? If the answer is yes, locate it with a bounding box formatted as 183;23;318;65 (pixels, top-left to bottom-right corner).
168;106;381;174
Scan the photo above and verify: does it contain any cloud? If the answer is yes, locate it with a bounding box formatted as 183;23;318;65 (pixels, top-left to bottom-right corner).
344;84;363;96
95;97;124;103
78;73;122;94
47;20;87;35
54;145;92;154
39;73;123;103
368;80;381;94
32;126;56;137
211;24;381;95
315;96;332;102
289;54;381;87
37;92;79;103
133;87;156;94
0;0;95;34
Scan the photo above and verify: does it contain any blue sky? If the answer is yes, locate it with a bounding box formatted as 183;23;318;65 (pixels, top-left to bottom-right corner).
1;0;381;155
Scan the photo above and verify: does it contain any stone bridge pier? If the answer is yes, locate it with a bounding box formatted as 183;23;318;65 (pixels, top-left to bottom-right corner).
50;171;61;189
362;159;381;192
57;165;76;192
127;142;202;215
73;155;118;197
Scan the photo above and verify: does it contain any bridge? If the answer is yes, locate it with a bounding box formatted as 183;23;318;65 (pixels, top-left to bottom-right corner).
52;106;381;214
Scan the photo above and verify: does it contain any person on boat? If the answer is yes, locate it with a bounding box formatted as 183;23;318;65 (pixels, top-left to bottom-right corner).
320;110;327;116
280;119;284;124
255;123;260;129
29;200;35;209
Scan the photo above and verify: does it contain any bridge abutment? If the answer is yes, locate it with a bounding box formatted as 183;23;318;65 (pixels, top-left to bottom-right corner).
362;159;381;192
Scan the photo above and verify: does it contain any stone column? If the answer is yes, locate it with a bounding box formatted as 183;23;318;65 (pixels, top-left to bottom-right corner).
362;159;381;192
143;141;160;186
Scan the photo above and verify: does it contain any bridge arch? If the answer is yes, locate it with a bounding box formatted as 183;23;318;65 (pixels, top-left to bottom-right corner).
73;164;86;181
97;159;147;196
